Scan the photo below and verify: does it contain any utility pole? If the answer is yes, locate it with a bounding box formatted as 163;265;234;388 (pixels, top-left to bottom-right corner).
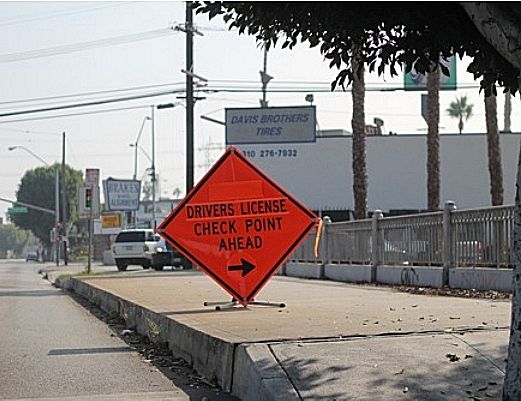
87;185;93;274
259;44;273;108
61;132;68;265
151;105;156;230
186;1;194;195
55;169;60;266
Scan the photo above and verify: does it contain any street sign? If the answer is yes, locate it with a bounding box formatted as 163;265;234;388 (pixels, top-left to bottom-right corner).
7;206;28;214
404;56;457;91
85;168;100;187
158;146;318;305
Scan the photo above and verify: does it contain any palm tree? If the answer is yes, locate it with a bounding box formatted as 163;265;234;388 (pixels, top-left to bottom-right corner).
447;95;474;134
484;93;504;205
351;43;367;219
503;91;512;133
427;65;440;211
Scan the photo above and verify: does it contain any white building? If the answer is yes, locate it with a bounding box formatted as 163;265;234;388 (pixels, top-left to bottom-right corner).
233;130;520;218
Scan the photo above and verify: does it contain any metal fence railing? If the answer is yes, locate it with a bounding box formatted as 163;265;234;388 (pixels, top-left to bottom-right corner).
451;205;514;267
379;212;443;266
291;227;321;263
327;219;373;264
289;202;515;269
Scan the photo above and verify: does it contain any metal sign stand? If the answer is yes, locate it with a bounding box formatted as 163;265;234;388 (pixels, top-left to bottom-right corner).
204;297;285;311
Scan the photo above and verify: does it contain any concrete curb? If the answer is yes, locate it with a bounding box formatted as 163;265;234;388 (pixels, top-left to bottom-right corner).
233;343;300;401
66;277;299;401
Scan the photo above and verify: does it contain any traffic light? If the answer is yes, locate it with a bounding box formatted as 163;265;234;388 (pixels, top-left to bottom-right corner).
85;187;92;208
148;167;156;182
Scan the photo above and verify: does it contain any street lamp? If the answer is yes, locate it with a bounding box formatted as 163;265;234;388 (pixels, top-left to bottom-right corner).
128;116;152;227
129;104;175;230
150;103;175;230
8;145;60;264
129;143;152;163
8;146;50;166
131;116;152;180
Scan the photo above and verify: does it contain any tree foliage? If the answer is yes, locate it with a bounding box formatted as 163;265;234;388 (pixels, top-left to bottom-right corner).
195;3;521;400
195;2;520;96
11;164;83;245
0;224;30;258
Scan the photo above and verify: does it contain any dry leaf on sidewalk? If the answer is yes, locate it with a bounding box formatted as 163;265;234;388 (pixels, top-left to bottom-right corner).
446;353;460;362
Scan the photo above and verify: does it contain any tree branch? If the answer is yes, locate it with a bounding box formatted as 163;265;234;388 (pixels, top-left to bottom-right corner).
461;2;521;71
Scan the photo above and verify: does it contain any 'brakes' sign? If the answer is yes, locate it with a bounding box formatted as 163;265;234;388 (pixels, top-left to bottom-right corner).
103;178;141;211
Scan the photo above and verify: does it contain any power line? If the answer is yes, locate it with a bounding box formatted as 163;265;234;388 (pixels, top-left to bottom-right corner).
0;3;134;28
0;80;481;110
0;90;182;120
0;82;184;110
0;127;59;136
0;103;174;125
0;26;178;63
201;84;482;93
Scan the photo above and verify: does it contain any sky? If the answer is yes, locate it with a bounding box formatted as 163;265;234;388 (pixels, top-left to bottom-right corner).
0;1;520;221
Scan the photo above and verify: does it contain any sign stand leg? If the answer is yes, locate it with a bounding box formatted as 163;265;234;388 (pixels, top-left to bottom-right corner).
203;297;286;311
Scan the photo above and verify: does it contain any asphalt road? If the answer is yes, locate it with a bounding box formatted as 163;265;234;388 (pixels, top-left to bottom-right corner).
0;260;186;401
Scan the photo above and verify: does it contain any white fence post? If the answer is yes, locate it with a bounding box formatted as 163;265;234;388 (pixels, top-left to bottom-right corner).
443;200;457;286
371;210;383;283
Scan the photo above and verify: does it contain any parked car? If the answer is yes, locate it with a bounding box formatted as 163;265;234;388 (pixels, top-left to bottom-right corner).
112;229;191;272
25;251;38;262
112;229;161;271
455;240;484;263
383;241;408;265
151;239;191;271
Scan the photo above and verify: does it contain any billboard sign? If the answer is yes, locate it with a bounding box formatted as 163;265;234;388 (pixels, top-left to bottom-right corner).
103;178;141;211
226;106;316;144
101;213;121;229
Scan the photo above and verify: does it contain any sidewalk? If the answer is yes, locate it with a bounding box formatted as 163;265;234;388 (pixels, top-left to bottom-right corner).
43;266;511;401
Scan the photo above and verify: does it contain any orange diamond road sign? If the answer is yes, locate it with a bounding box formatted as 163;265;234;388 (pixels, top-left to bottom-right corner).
157;146;318;306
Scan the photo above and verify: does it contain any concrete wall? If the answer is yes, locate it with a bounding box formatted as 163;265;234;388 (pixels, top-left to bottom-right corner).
449;268;513;292
102;250;115;265
324;264;372;283
284;262;512;292
377;266;444;287
285;262;322;279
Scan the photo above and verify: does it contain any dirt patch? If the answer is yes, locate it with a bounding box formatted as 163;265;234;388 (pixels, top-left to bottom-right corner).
393;285;511;300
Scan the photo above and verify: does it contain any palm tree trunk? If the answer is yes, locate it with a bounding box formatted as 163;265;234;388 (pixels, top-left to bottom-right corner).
503;140;521;401
426;66;440;211
485;94;504;206
351;45;367;220
504;92;512;133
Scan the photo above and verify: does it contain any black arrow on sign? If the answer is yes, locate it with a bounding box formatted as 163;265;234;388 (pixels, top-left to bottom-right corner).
228;258;256;277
